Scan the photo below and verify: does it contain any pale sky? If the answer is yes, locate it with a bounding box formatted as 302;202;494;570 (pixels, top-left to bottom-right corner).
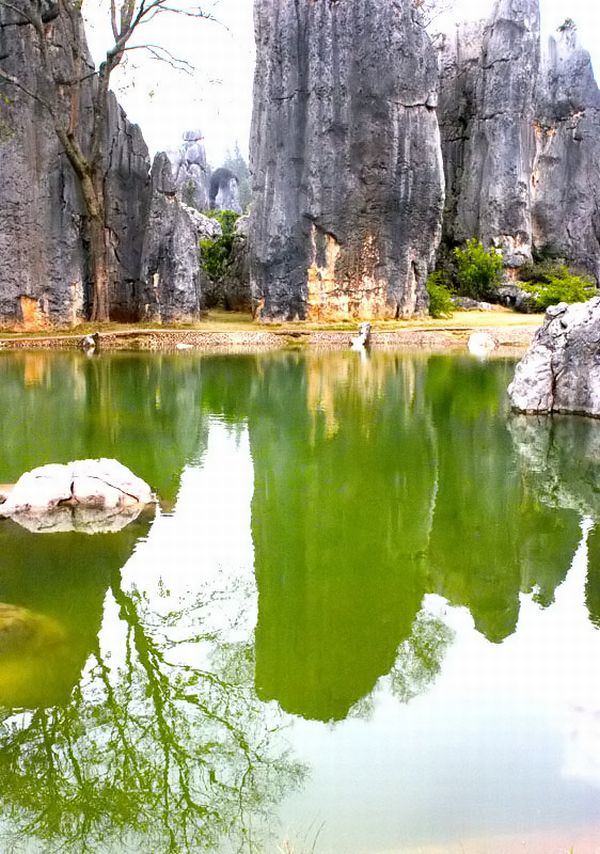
82;0;599;167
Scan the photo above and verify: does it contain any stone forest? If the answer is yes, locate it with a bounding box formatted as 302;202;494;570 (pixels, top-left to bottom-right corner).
1;0;600;852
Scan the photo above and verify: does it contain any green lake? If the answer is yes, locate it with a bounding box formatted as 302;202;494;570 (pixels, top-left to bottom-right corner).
0;349;599;853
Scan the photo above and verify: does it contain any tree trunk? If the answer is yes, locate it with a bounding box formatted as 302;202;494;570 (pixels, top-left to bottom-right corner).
88;213;111;323
78;171;111;323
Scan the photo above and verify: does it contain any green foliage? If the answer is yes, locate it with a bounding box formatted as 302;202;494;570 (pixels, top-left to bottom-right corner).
426;272;454;318
520;263;596;311
200;210;240;281
205;208;239;236
453;239;503;300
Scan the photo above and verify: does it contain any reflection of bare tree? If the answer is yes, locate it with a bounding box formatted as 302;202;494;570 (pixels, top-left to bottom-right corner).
348;612;454;720
387;613;454;705
0;569;304;854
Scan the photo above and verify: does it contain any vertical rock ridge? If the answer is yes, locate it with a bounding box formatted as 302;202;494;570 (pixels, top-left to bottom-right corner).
249;0;445;321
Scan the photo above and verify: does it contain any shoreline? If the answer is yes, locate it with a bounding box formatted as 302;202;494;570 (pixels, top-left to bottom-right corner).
0;319;540;355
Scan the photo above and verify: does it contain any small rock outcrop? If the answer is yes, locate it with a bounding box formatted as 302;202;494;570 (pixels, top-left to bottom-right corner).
209;167;241;213
0;459;154;534
508;298;600;416
140;154;219;323
438;1;600;281
249;0;445;321
171;129;210;211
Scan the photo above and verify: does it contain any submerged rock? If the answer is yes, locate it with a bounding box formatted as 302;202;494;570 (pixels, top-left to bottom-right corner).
0;459;154;533
508;297;600;415
249;0;444;321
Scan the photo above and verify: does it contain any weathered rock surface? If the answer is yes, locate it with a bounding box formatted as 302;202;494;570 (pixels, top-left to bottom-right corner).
220;215;252;312
0;458;154;534
438;0;540;269
170;129;210;211
439;1;600;281
140;154;215;322
532;26;600;282
209;167;241;214
0;1;151;326
508;298;600;415
249;0;445;321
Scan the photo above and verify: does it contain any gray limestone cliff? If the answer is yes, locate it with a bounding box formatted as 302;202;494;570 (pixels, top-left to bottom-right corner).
0;1;150;326
438;0;540;269
439;1;600;280
532;27;600;281
249;0;445;321
140;154;220;323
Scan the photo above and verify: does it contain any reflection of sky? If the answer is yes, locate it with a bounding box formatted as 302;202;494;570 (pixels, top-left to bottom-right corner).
98;418;257;673
95;419;600;853
278;520;600;853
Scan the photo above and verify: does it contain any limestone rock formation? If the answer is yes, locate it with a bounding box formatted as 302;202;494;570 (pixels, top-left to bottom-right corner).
171;129;210;211
140;154;218;323
0;1;151;326
532;26;600;282
209;167;241;213
438;0;540;269
249;0;445;321
439;1;600;280
220;215;251;311
0;458;154;533
508;298;600;416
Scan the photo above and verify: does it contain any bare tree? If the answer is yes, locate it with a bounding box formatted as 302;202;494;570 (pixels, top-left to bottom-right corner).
413;0;454;27
0;0;212;322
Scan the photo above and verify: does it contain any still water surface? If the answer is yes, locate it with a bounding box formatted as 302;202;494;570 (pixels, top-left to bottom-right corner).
0;350;599;853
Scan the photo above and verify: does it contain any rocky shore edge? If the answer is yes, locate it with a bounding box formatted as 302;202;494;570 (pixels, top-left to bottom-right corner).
0;324;538;355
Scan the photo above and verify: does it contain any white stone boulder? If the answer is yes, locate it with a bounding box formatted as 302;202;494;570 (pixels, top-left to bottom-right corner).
0;459;154;533
509;298;600;416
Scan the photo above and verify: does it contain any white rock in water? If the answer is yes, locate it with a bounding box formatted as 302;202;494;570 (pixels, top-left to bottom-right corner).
1;459;154;517
509;298;600;416
468;331;497;356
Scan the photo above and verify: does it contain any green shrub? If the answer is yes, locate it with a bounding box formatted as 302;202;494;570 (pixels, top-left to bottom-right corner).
521;264;596;311
205;209;239;236
426;272;454;318
453;239;503;300
200;210;240;281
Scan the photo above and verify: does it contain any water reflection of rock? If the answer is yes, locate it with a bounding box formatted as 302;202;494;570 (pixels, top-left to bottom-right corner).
213;353;585;722
0;544;303;852
509;413;600;628
0;513;152;708
0;353;209;506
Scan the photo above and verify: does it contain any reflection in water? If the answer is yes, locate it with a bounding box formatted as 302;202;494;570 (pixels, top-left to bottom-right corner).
1;351;600;850
0;353;209;505
203;353;581;721
0;513;302;853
